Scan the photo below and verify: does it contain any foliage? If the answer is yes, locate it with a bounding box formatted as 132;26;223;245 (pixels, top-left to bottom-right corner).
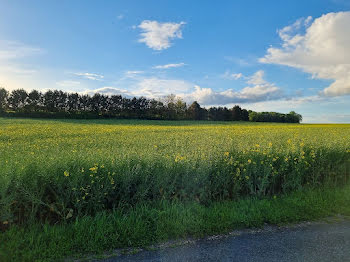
1;185;350;262
249;110;302;123
0;88;302;122
0;118;348;227
0;88;9;112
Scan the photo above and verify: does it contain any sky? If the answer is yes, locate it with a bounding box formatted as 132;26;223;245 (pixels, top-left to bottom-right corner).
1;0;350;123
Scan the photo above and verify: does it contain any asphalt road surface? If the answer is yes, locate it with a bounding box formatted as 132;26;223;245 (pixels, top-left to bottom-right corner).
100;220;350;262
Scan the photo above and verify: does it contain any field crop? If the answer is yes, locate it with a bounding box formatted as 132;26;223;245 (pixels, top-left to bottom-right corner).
1;118;350;228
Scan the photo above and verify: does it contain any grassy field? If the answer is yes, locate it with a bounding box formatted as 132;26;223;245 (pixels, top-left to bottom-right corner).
1;118;350;261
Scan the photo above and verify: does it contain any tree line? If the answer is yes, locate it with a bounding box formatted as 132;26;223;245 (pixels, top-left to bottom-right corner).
0;88;302;123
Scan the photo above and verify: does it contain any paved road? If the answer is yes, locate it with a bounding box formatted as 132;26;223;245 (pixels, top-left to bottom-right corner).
100;220;350;262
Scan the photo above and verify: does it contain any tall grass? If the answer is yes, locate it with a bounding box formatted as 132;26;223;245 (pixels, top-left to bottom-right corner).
1;185;350;262
0;118;349;226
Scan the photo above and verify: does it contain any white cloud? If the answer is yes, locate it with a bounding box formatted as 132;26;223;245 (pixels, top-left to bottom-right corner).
153;63;186;69
0;65;36;74
303;114;350;123
224;57;253;67
138;20;186;50
136;78;192;97
246;70;267;85
0;40;42;77
84;87;132;97
74;72;104;81
123;70;144;79
222;71;243;80
260;12;350;97
242;95;350;123
125;70;144;75
277;16;312;44
0;40;43;60
180;71;283;105
56;80;81;87
86;71;282;105
244;95;324;112
117;14;124;20
0;40;43;91
86;78;193;99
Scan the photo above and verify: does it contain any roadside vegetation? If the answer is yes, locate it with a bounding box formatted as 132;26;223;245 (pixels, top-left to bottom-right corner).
0;118;349;261
1;185;350;261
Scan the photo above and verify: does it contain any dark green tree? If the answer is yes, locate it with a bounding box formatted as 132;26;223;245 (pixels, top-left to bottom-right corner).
27;90;42;111
0;88;9;112
9;89;28;110
0;87;302;123
231;105;242;121
187;101;206;120
43;90;55;112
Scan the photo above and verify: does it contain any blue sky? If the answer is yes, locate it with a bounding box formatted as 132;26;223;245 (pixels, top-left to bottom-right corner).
1;0;350;122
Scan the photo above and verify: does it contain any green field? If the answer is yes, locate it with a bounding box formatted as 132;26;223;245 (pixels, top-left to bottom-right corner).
1;118;350;261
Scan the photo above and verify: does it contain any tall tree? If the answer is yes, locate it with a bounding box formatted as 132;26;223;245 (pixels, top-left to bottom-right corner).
174;97;187;120
55;90;67;111
0;87;302;123
43;90;55;112
187;101;205;120
163;94;177;120
79;94;90;112
241;109;249;121
9;89;28;110
0;88;9;112
67;93;80;112
231;105;242;121
27;90;42;111
110;95;123;115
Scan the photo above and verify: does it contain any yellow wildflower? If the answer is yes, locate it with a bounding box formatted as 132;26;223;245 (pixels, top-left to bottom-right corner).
89;166;98;172
175;155;185;162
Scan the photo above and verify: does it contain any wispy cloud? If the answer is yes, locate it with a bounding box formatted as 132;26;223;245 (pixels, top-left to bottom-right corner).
246;70;267;85
224;56;252;67
117;14;124;20
0;40;44;60
85;77;194;99
124;70;144;79
56;80;81;87
74;72;104;81
136;78;192;97
221;71;243;80
0;65;36;74
0;40;43;90
138;20;186;50
153;63;186;69
83;87;132;97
